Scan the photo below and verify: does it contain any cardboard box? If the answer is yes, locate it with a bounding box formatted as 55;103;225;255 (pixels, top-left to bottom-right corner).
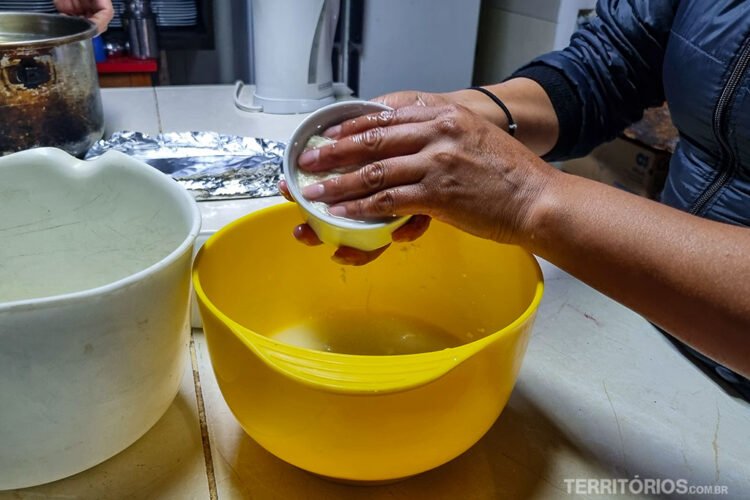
560;137;671;199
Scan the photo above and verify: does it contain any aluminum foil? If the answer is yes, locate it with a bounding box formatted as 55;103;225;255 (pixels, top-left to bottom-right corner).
86;131;285;200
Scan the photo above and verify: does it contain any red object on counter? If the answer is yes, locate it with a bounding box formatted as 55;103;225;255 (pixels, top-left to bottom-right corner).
97;56;158;74
97;56;158;88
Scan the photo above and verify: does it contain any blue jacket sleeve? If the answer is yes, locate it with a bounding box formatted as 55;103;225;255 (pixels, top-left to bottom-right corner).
511;0;679;160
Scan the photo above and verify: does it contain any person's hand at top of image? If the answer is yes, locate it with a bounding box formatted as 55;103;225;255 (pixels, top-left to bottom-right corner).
54;0;114;34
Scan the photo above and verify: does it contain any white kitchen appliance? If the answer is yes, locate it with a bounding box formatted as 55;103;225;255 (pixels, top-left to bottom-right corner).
249;0;339;113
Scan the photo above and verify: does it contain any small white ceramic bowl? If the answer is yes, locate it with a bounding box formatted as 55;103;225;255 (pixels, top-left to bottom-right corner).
283;100;409;251
0;148;200;490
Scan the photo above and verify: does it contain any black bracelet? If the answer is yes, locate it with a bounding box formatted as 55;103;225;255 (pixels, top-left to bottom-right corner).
468;86;517;136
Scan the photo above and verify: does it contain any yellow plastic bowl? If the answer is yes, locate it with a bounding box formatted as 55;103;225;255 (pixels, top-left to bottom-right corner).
193;203;543;482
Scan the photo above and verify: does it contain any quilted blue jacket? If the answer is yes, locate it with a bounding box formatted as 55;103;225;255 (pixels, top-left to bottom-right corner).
512;0;750;398
515;0;750;226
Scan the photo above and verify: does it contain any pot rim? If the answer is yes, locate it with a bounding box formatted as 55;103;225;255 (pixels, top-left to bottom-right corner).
0;148;202;314
0;12;97;49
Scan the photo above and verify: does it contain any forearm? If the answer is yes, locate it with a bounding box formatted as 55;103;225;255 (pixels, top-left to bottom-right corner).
446;78;559;156
528;170;750;377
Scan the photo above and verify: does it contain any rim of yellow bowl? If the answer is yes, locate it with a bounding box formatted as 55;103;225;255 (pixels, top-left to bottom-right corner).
192;203;545;395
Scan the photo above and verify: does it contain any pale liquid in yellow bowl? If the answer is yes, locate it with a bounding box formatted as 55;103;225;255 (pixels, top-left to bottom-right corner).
269;311;462;356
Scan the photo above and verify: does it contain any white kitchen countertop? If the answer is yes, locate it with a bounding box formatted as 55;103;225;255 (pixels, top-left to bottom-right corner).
3;85;748;499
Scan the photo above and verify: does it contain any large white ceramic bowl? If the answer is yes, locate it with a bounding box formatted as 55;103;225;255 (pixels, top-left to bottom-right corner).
0;148;200;490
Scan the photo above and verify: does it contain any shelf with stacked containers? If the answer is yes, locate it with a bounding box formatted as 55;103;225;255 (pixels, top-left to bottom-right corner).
106;1;213;87
111;0;212;50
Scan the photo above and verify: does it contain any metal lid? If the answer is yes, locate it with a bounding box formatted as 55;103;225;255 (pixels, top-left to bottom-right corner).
0;12;97;49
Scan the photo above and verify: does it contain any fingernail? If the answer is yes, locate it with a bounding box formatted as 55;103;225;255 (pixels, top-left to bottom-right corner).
323;125;341;138
297;148;319;167
331;254;348;265
302;183;325;200
328;205;347;217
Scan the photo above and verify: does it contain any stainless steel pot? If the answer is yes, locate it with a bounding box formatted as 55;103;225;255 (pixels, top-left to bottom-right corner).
0;13;104;157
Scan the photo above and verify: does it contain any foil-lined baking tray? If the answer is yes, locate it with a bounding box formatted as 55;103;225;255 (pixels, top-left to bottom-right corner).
86;131;285;200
